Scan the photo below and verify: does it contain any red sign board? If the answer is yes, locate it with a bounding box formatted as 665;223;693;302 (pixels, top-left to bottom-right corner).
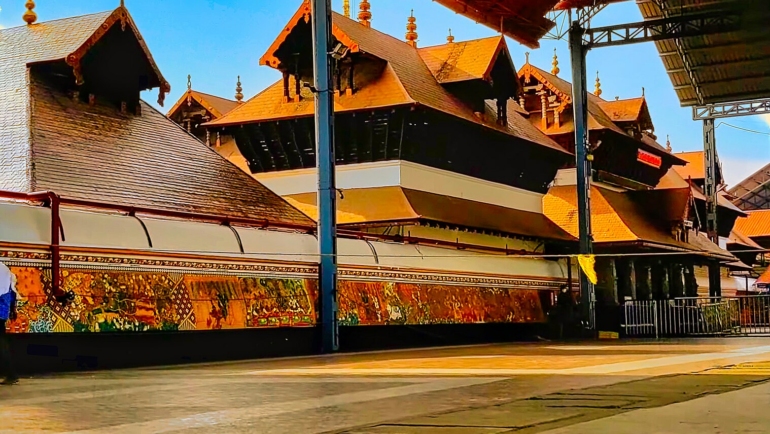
637;149;662;168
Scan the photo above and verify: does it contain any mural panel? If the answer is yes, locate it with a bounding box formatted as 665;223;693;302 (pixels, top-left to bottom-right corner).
5;266;546;333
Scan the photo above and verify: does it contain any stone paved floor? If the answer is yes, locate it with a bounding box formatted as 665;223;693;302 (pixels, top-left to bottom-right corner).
2;338;770;433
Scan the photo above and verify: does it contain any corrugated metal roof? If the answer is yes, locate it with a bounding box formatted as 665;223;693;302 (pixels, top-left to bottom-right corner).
638;0;770;106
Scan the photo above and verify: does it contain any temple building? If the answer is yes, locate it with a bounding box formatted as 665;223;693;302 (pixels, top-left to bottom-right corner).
194;0;579;259
515;56;748;302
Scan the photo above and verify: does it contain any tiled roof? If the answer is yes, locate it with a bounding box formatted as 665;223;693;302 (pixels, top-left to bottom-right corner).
167;90;240;119
597;97;647;123
208;9;566;155
287;186;575;241
419;36;505;83
29;74;312;226
0;7;169;193
544;184;734;260
660;168;744;216
728;228;762;249
672;151;705;181
735;210;770;238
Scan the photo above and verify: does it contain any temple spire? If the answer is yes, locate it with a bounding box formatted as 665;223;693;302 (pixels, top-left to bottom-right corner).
23;0;37;25
235;76;244;103
405;10;418;48
551;48;560;75
358;0;371;27
186;75;192;107
343;0;350;18
447;28;454;44
594;71;602;97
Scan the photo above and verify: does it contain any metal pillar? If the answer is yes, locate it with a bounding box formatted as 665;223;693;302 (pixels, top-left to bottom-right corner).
703;118;718;243
569;22;595;330
311;0;339;353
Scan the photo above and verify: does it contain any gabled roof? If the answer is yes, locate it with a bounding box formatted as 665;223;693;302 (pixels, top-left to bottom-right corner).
208;7;565;154
419;36;509;84
167;90;239;119
729;161;770;199
735;210;770;238
287;186;575;241
28;72;312;226
544;184;735;260
597;97;651;124
658;168;746;216
672;151;706;181
728;228;763;249
0;7;170;104
518;63;683;162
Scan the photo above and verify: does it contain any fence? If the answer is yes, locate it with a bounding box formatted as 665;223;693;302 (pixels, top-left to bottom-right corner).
622;295;770;337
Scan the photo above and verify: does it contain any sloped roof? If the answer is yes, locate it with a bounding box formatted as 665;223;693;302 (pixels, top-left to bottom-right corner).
287;186;575;241
208;8;565;155
0;7;171;193
518;63;682;161
544;184;734;260
167;90;239;119
419;36;506;83
28;74;311;226
597;97;648;123
28;72;311;225
728;161;770;199
728;228;763;249
735;210;770;238
672;151;706;181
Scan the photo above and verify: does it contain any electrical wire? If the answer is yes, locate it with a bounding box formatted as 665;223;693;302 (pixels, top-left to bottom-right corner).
716;122;770;136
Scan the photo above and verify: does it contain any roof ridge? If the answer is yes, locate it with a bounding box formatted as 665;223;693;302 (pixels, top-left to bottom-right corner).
192;90;236;103
0;9;113;31
418;35;502;50
331;11;413;50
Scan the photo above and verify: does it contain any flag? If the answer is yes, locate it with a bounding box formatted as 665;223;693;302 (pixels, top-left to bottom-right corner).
577;254;598;285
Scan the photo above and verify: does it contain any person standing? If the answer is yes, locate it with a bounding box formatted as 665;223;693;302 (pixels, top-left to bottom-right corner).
0;262;19;385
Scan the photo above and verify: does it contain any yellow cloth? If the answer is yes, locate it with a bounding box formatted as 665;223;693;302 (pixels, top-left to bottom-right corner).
577;254;598;285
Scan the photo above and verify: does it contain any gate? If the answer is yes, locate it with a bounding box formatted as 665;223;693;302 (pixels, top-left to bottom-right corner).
622;296;770;337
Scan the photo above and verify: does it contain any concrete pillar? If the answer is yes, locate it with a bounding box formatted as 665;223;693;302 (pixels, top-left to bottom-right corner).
670;264;685;298
684;263;698;297
635;261;652;300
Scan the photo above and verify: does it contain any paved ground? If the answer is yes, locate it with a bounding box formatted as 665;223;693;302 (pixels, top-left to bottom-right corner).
2;338;770;433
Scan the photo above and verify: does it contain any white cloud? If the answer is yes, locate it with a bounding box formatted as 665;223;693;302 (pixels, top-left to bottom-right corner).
761;114;770;128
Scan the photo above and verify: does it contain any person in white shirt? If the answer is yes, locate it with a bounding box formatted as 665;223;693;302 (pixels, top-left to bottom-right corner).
0;262;19;385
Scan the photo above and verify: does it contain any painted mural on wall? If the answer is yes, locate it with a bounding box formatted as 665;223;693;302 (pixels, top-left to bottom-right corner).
5;266;546;333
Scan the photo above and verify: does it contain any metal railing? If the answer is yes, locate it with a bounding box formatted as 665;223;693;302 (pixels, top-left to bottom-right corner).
622;296;770;337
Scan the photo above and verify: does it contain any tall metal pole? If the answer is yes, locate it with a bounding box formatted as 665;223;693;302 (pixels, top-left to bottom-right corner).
569;22;595;330
703;118;722;297
311;0;339;353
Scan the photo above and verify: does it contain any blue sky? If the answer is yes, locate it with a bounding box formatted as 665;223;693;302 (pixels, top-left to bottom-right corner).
1;0;768;185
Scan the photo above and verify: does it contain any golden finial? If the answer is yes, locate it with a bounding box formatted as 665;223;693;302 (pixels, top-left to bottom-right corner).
343;0;350;18
642;86;645;97
186;75;192;107
594;71;602;97
666;135;672;153
525;52;530;65
405;10;418;48
358;0;371;27
551;48;560;76
235;76;244;103
447;29;454;44
23;0;37;25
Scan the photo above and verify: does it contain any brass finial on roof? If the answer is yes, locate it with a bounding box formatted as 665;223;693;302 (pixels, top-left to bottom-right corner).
23;0;37;25
666;135;672;152
343;0;350;18
405;10;418;48
358;0;372;27
235;76;244;103
551;48;560;76
447;29;454;44
186;75;192;106
525;52;530;65
594;71;602;97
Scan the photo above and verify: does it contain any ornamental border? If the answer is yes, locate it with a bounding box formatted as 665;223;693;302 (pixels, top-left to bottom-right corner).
0;250;565;289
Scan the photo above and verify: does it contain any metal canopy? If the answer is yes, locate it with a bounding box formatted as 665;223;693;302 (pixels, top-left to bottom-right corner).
638;0;770;107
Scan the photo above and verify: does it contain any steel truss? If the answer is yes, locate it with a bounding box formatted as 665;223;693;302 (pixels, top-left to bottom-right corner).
544;5;608;41
693;98;770;120
582;11;742;49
